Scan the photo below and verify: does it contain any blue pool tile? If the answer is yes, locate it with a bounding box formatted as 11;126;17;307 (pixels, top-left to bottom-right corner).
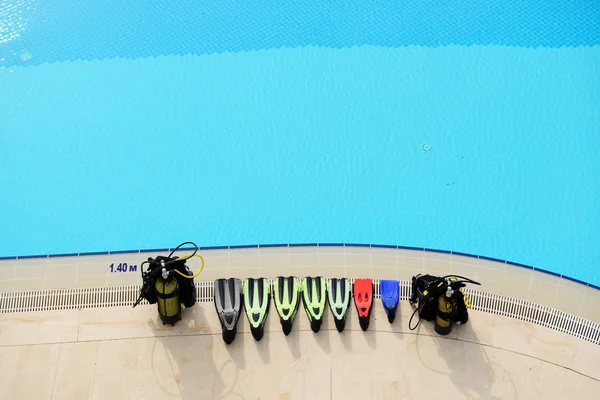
289;243;318;247
259;243;288;248
199;245;230;250
479;255;507;263
506;261;534;270
18;254;48;259
110;249;139;255
344;243;371;248
81;251;110;256
424;248;451;255
451;251;478;259
560;275;590;287
371;244;398;249
48;253;79;258
588;283;600;291
229;244;259;249
397;246;424;251
533;267;562;278
318;243;344;247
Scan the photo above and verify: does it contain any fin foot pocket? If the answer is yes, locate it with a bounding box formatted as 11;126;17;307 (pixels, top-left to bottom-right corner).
359;316;370;331
282;320;293;336
223;330;237;345
250;327;265;341
386;309;397;324
334;319;346;333
310;319;322;333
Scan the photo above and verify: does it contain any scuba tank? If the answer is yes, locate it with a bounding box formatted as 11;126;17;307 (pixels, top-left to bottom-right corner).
133;242;204;326
172;259;196;308
409;274;441;323
155;270;181;326
434;282;457;335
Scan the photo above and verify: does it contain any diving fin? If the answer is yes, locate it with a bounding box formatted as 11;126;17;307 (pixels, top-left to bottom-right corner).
243;277;271;341
380;279;399;323
301;276;327;333
327;278;351;332
273;276;301;335
213;278;243;344
353;278;374;331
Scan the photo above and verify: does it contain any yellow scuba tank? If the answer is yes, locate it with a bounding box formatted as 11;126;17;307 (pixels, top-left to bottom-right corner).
434;285;456;335
155;274;181;326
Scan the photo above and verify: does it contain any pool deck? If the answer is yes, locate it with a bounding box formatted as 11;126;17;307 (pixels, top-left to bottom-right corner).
1;245;599;323
1;299;599;398
1;245;599;397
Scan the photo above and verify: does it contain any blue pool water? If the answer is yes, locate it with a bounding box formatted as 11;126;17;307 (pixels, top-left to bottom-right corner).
1;1;599;284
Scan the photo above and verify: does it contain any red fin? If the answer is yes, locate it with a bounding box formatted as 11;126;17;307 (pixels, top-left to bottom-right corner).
353;278;373;318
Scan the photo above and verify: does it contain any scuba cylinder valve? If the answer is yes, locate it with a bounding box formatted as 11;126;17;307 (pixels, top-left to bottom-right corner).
133;241;205;326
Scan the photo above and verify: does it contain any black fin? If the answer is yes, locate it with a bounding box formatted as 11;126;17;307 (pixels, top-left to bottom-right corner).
214;278;243;344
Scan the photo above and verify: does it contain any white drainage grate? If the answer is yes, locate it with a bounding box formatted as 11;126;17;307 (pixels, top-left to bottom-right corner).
0;281;215;314
1;279;599;345
464;289;600;345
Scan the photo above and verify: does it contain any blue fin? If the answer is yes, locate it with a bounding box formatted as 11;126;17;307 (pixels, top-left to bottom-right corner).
380;279;399;323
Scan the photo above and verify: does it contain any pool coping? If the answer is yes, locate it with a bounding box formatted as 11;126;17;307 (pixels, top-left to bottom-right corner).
2;242;598;291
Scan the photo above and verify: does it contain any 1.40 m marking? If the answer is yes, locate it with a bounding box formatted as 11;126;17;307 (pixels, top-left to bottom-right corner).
109;263;137;273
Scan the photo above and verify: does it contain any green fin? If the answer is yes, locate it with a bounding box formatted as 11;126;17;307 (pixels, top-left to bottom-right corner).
273;276;301;335
243;278;270;341
302;276;327;332
327;278;351;332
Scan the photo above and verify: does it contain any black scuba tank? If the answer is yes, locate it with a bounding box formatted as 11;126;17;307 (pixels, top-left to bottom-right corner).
410;274;441;321
175;263;196;308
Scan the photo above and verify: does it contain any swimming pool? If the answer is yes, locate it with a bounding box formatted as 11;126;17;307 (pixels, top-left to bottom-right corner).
1;1;599;285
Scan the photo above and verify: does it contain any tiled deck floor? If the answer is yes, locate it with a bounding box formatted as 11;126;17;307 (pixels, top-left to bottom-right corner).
1;300;599;398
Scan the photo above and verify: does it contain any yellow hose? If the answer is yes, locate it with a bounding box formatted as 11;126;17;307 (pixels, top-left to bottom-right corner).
460;288;472;308
173;253;205;279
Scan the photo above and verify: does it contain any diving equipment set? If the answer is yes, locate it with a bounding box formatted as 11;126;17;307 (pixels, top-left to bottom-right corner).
134;242;481;343
132;241;204;326
408;274;480;335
